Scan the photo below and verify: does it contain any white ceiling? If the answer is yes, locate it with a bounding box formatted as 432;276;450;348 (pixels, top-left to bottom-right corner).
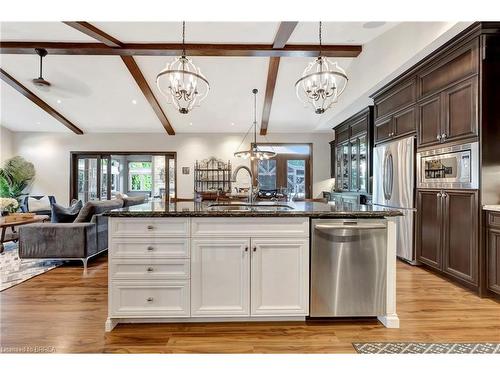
0;21;465;135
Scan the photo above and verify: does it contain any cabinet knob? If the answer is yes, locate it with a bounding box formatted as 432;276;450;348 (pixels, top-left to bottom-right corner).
244;247;248;252
253;247;257;252
146;297;154;302
436;134;442;141
147;246;154;251
147;225;154;230
437;192;442;197
147;267;154;272
441;133;447;140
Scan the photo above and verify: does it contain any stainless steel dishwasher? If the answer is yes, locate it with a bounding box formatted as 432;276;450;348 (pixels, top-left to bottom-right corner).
310;219;387;317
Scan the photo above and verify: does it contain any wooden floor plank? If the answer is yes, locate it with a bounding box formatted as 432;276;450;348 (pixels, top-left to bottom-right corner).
1;254;499;353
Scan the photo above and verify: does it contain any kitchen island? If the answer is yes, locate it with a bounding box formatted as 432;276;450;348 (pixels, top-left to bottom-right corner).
103;201;401;331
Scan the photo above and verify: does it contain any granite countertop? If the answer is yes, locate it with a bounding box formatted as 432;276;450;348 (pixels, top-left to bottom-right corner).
104;200;403;218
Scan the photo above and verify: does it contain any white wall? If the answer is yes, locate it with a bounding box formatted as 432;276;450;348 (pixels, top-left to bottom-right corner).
12;131;334;204
0;126;15;164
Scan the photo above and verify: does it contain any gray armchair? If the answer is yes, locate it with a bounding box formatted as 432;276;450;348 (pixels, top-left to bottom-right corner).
19;199;123;270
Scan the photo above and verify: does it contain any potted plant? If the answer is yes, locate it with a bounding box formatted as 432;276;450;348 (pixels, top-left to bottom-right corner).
0;156;36;206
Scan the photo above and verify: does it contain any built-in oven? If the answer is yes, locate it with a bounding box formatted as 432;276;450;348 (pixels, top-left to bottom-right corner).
416;142;479;189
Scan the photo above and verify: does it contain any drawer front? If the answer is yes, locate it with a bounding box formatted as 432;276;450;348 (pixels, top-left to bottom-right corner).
489;212;500;228
110;238;190;259
110;218;189;237
110;259;190;280
191;217;309;238
110;281;190;317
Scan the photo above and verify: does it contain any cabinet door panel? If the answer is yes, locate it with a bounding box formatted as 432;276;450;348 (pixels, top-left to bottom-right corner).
442;190;478;285
442;77;478;142
417;94;441;148
251;238;309;316
191;238;250;316
374;117;393;144
393;106;416;137
416;190;442;269
374;78;417;119
487;228;500;294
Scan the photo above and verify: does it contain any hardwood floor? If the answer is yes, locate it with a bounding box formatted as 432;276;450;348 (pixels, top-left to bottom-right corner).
1;254;499;353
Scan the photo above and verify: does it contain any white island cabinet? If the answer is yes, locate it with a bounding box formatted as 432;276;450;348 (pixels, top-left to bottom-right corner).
106;216;309;331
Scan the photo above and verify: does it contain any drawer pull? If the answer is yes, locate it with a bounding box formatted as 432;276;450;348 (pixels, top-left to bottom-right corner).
253;247;257;252
146;297;154;302
147;246;154;251
147;225;154;230
147;267;154;272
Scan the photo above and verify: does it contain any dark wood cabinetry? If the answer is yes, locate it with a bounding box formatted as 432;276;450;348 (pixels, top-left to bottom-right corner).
417;189;478;288
332;107;373;193
329;141;335;178
486;211;500;295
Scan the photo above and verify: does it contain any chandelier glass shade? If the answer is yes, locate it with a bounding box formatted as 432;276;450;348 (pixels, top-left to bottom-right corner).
295;22;348;114
156;22;210;114
234;89;276;161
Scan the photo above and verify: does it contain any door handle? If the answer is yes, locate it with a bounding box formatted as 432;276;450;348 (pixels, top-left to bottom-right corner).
315;223;387;230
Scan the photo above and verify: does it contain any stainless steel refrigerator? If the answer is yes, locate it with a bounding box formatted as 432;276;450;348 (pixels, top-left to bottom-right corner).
373;135;416;263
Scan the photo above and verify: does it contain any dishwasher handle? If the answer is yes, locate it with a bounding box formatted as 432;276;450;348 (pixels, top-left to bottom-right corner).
314;223;387;230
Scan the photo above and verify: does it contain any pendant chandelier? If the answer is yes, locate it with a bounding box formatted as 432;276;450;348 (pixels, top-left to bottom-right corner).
295;22;348;114
234;89;276;161
156;21;210;114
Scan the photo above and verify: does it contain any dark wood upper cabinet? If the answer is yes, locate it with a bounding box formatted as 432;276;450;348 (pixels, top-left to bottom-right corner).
442;190;478;285
332;107;373;193
442;77;478;143
393;105;417;138
417;93;442;148
416;189;442;270
418;38;479;98
329;141;335;179
374;78;417;120
486;211;500;295
374;116;393;144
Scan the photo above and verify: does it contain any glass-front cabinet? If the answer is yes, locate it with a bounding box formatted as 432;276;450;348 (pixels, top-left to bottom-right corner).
333;106;373;194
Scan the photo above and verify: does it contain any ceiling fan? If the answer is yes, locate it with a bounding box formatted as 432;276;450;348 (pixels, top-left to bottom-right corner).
30;48;91;98
32;48;51;88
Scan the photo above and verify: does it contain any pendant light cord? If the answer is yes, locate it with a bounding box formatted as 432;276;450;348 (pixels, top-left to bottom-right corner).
182;21;186;57
318;21;322;58
253;90;257;146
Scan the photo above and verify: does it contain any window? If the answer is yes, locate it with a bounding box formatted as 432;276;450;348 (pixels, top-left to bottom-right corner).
128;162;152;191
252;144;312;200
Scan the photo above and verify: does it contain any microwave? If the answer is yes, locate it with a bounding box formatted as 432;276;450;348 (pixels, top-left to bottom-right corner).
416;142;479;189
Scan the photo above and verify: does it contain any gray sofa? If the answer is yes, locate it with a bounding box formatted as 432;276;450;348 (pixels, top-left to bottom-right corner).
19;199;127;270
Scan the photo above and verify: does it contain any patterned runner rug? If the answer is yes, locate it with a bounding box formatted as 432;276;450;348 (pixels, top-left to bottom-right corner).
0;242;63;291
354;342;500;354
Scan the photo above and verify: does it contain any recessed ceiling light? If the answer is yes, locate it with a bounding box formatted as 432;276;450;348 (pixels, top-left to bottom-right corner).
362;22;386;29
189;122;193;126
56;99;62;104
132;99;137;105
231;122;235;126
36;121;41;125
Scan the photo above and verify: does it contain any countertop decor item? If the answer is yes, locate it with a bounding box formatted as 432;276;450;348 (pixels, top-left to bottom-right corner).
0;197;19;214
194;157;232;197
234;89;276;160
156;21;210;114
295;22;348;114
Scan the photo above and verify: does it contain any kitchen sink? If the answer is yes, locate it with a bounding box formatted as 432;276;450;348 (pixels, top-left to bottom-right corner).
207;203;293;211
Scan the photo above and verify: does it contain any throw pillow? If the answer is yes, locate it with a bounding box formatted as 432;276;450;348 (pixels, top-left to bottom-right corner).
28;196;51;212
51;200;83;223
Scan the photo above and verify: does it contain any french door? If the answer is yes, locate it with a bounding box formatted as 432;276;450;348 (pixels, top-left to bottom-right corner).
70;152;176;203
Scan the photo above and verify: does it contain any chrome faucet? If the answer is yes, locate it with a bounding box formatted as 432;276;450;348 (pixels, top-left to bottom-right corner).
231;165;255;203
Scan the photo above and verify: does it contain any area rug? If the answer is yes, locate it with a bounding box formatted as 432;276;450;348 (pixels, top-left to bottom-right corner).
0;242;63;291
353;342;500;354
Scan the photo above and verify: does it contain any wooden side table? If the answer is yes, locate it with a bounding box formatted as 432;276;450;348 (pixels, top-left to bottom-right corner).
0;215;50;253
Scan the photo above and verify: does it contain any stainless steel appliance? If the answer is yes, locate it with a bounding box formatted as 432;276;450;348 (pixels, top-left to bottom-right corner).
416;142;479;189
373;136;415;263
310;219;387;317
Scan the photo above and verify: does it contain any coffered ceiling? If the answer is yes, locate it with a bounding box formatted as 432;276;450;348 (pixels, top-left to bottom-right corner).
0;21;468;134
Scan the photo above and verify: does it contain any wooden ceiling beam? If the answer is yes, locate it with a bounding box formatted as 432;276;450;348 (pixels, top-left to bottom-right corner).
272;22;299;49
121;56;175;135
63;22;175;135
0;68;84;135
260;22;298;135
0;42;362;58
62;22;123;47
